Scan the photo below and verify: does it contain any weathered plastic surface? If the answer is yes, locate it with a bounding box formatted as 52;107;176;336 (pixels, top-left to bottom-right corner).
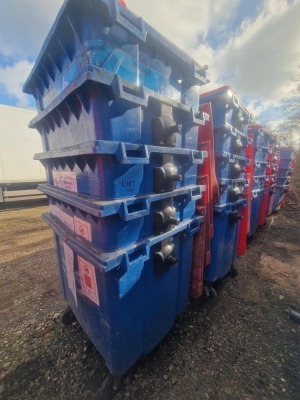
40;183;205;251
200;86;252;134
43;212;203;376
35;140;206;200
248;188;267;237
214;151;249;179
23;0;209;112
29;68;208;152
204;199;246;283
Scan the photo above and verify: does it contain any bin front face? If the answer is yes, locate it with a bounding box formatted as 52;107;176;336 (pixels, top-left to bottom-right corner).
46;213;201;376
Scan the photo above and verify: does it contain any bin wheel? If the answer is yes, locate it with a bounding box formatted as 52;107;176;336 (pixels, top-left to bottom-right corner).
98;373;123;400
229;265;238;278
209;286;217;299
204;285;217;300
61;306;76;326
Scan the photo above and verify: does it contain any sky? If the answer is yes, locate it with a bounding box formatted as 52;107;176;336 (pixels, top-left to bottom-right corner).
0;0;299;127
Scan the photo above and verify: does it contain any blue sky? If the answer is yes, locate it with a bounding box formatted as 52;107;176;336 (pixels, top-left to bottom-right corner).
0;0;299;127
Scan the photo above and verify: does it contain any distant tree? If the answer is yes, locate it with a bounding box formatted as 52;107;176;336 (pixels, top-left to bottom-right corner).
274;67;300;148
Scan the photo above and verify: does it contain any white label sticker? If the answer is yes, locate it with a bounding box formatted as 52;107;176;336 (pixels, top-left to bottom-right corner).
60;171;78;192
74;216;92;242
53;171;78;192
78;256;99;306
61;211;75;232
63;243;77;306
50;204;62;220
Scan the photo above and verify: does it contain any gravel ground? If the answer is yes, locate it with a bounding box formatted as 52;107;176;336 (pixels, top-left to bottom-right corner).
0;165;299;400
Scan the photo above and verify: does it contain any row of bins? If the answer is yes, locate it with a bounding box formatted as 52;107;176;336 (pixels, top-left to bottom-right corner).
23;0;296;384
191;86;251;297
191;87;296;299
23;0;210;378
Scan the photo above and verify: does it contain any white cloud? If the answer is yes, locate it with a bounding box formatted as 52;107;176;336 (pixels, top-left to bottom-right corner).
210;0;300;106
0;0;63;59
0;61;34;107
126;0;241;49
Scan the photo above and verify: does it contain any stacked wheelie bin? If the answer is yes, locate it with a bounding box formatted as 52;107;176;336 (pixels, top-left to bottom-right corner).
246;125;274;237
23;0;210;379
270;147;296;212
191;86;251;295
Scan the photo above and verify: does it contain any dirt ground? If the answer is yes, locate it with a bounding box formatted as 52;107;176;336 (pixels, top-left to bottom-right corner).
1;163;299;400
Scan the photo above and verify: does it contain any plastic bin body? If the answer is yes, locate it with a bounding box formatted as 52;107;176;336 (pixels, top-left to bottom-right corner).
214;152;249;179
30;75;206;152
248;189;266;237
23;0;208;112
199;86;251;134
204;200;245;283
43;212;202;376
41;183;204;251
35;141;205;200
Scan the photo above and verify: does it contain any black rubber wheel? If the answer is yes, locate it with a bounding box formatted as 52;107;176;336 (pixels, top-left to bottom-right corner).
208;286;218;300
61;306;76;326
98;374;122;400
229;265;238;278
